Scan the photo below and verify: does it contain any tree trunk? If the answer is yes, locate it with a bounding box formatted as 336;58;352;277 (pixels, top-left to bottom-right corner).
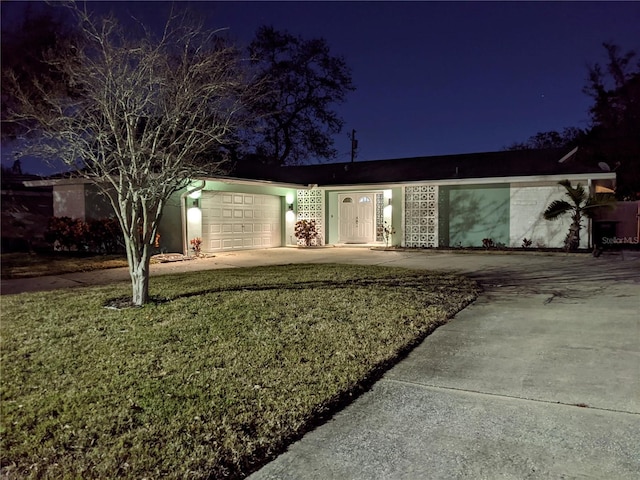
124;238;151;306
565;212;582;251
130;256;151;306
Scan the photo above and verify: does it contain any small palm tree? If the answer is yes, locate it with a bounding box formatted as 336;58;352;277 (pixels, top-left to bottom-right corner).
543;180;615;251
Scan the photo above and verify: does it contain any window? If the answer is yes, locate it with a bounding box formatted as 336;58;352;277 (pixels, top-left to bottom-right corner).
342;197;353;203
359;196;371;203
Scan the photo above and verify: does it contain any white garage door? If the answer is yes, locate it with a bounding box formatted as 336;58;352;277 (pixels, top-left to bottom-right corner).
201;192;281;252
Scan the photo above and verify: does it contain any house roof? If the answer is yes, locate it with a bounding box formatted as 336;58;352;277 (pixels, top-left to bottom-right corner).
235;147;610;186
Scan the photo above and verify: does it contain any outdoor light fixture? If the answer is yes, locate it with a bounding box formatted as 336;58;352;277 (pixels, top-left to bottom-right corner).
288;203;294;211
388;198;392;206
192;198;200;208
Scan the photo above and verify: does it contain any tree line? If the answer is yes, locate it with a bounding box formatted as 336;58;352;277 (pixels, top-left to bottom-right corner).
507;43;640;201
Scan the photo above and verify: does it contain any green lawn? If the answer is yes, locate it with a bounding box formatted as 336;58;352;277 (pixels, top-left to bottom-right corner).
1;252;129;279
1;264;479;479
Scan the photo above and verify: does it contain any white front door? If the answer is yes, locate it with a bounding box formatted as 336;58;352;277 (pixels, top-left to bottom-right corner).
339;193;375;243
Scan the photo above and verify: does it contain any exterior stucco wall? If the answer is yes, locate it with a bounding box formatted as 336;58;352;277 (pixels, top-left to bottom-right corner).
593;200;640;243
327;191;339;244
157;191;185;253
389;187;403;246
510;182;589;249
84;185;115;221
53;184;86;220
439;184;510;247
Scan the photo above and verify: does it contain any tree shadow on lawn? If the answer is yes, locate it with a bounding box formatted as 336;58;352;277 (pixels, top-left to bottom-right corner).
104;272;474;308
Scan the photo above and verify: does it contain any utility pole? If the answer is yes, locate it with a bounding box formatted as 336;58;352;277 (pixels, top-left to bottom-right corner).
350;129;358;163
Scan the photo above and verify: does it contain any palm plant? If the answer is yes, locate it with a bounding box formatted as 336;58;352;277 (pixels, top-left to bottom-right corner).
543;180;615;251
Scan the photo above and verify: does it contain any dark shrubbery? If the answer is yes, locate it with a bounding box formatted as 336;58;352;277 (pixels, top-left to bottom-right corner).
45;216;124;253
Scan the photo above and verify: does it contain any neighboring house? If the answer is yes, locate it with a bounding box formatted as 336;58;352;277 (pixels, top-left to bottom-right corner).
1;170;53;251
24;147;620;254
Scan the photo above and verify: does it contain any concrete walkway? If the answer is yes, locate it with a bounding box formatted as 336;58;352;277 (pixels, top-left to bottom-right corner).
2;248;639;478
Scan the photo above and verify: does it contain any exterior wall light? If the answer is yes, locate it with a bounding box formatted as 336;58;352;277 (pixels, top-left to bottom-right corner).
288;203;294;211
192;198;200;208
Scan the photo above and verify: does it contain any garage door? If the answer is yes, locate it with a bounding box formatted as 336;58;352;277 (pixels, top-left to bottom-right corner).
201;192;281;252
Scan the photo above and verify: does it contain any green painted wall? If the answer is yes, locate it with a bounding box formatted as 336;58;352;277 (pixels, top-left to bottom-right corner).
326;191;340;244
84;185;115;221
157;191;184;253
390;187;403;246
439;184;510;247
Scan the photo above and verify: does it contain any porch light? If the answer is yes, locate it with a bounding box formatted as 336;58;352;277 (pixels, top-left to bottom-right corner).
187;206;201;223
288;203;294;211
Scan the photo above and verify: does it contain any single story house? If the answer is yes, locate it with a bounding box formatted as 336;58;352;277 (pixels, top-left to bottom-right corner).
25;147;619;253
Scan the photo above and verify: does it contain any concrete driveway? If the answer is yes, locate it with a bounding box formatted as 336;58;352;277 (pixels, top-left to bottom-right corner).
244;249;639;479
2;248;639;478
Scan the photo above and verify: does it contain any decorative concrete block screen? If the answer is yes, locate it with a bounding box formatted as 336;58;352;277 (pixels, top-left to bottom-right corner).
296;189;325;245
376;193;384;241
404;185;438;247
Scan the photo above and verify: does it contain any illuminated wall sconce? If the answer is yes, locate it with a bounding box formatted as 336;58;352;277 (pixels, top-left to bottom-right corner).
288;203;294;211
387;198;392;206
192;198;200;208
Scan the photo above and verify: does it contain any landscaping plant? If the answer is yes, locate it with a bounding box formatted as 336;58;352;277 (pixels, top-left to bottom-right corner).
543;180;615;251
294;219;320;246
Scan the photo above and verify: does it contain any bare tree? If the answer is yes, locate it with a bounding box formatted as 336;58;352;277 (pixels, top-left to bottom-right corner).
5;4;253;305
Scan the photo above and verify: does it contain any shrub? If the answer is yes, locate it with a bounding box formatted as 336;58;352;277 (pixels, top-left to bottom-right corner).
482;238;495;249
45;216;124;253
190;237;203;256
295;219;320;246
377;221;396;248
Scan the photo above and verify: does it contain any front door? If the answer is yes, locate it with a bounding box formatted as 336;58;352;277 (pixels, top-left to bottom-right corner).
339;193;375;243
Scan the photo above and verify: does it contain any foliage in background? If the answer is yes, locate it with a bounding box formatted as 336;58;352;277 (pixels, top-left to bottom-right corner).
246;26;355;166
0;264;479;479
543;180;615;251
506;127;585;151
0;4;79;141
294;219;321;246
45;216;124;254
583;43;640;200
508;43;640;200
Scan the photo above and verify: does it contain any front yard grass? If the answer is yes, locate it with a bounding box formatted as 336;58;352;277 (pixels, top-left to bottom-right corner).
1;264;479;479
1;252;128;279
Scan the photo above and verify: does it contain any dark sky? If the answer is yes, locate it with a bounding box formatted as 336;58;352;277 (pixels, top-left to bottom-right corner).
3;1;640;172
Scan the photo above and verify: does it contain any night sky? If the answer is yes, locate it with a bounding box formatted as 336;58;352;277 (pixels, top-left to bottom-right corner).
2;1;639;173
